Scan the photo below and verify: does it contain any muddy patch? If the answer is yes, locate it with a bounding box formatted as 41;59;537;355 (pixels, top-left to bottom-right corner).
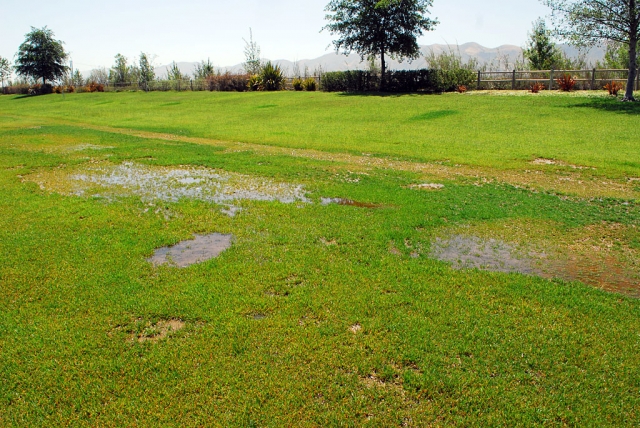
321;197;381;208
430;235;542;275
27;161;309;216
133;319;185;343
149;233;232;267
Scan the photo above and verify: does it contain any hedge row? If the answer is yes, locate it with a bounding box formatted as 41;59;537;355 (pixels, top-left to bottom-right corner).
320;69;476;93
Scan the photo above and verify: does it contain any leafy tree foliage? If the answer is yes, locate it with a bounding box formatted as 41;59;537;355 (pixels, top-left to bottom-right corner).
166;61;184;80
523;19;563;70
138;52;155;89
194;58;215;79
110;54;130;84
323;0;437;90
15;27;68;85
0;56;12;88
544;0;640;100
243;29;262;75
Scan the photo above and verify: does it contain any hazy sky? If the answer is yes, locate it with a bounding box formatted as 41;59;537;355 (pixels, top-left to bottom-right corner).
1;0;550;71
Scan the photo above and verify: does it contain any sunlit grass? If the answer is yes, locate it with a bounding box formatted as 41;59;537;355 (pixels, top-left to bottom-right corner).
0;92;639;426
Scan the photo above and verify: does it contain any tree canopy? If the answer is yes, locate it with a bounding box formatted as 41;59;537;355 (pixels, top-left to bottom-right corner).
544;0;640;100
15;27;68;85
323;0;437;90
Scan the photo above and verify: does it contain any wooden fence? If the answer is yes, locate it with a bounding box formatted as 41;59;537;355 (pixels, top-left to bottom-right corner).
477;68;640;90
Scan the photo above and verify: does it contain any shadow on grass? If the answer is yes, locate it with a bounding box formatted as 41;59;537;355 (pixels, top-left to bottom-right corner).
336;91;442;98
569;97;640;115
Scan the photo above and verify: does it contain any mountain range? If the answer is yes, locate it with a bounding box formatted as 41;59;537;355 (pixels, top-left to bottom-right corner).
154;42;606;78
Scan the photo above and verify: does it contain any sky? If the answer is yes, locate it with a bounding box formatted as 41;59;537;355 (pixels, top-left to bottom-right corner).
1;0;551;72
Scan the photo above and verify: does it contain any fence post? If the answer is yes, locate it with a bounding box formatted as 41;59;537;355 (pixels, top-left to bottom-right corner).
512;70;516;90
549;69;554;90
591;68;596;90
477;70;481;89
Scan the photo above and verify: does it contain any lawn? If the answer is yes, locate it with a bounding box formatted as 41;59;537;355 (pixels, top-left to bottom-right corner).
0;90;639;426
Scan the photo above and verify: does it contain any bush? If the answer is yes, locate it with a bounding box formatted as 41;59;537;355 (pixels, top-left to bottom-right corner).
86;81;104;92
205;72;249;92
67;85;75;93
604;81;624;96
320;69;475;93
302;77;317;91
28;83;53;95
259;62;285;91
292;78;304;91
247;74;261;92
530;82;545;93
555;74;576;91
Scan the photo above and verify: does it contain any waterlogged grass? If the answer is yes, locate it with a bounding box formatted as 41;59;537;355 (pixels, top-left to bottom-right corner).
0;92;639;426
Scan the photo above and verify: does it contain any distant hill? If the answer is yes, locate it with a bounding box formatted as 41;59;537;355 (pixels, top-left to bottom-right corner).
153;42;606;78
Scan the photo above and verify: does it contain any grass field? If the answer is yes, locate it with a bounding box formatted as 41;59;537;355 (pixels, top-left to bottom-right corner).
1;91;639;426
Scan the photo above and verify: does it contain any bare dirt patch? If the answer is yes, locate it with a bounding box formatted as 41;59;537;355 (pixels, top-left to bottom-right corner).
133;319;185;343
409;183;445;190
148;233;232;268
321;197;381;208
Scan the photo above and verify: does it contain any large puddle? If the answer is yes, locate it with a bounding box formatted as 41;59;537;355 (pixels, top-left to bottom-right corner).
148;233;232;267
430;234;639;298
27;162;310;215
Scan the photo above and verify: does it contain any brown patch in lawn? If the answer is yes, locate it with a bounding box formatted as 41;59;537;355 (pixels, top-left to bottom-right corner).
134;319;185;343
350;323;362;333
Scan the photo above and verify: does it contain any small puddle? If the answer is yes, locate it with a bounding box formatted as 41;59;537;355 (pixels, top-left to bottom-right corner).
148;233;232;267
321;197;380;208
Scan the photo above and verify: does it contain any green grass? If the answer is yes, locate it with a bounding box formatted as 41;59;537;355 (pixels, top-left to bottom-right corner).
0;91;639;426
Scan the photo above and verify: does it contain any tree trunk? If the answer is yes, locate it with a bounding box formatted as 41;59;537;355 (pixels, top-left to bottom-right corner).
624;34;638;101
624;1;638;101
380;50;386;92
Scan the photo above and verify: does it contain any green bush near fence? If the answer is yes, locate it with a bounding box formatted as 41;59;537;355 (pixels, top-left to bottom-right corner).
320;69;476;93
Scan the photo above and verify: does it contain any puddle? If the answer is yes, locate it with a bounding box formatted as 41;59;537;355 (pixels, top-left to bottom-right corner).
409;183;445;190
430;228;640;297
27;162;310;216
148;233;232;267
430;235;541;275
134;319;185;343
321;197;380;208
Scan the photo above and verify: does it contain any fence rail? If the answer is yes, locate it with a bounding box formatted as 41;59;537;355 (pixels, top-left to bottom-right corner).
477;68;640;91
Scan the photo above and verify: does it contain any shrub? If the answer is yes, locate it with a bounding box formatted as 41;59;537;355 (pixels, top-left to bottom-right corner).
303;77;316;91
530;82;545;93
604;81;624;96
67;85;75;93
53;86;62;94
292;78;304;91
247;74;261;91
259;62;285;91
555;74;576;91
28;83;53;95
320;69;475;93
457;85;467;93
205;73;250;92
86;81;104;93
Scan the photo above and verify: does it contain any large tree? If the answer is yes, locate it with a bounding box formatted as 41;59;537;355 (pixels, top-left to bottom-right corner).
323;0;437;90
15;27;68;85
544;0;640;100
138;52;155;90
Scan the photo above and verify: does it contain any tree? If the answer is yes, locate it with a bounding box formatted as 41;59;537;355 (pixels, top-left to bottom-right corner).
15;26;68;85
0;56;12;89
138;52;155;90
193;58;215;79
243;29;262;75
110;54;129;84
523;19;563;70
544;0;640;100
166;61;183;80
323;0;438;90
